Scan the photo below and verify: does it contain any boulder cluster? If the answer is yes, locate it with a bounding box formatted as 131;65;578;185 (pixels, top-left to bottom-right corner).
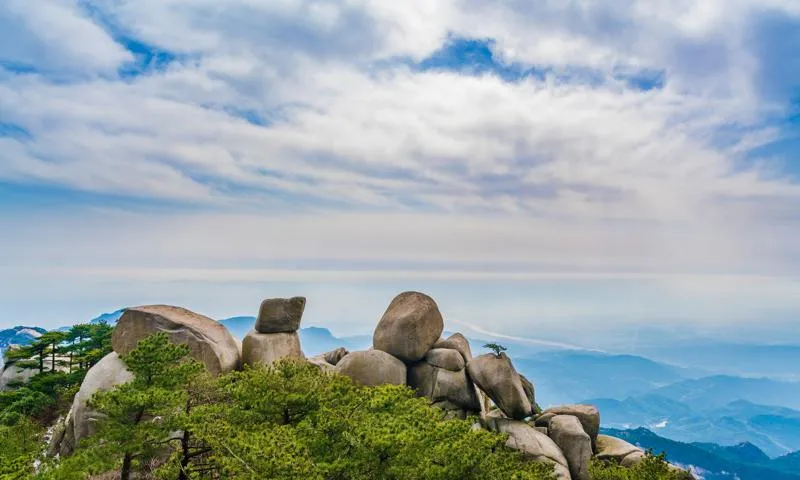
45;292;691;479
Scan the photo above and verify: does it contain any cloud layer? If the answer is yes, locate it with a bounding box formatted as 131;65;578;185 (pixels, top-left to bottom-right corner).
1;0;799;335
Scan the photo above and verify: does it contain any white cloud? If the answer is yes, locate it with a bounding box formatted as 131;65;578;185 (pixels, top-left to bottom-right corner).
1;0;799;335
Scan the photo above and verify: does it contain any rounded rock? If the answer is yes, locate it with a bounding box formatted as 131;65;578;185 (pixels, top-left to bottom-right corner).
335;350;406;387
373;292;444;362
242;330;304;367
255;297;306;333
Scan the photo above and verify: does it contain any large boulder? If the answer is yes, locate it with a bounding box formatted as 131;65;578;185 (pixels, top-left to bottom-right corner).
255;297;306;333
323;347;349;366
68;353;134;453
467;353;531;420
520;374;538;413
242;330;304;367
373;292;444;362
541;405;600;447
432;333;472;362
549;415;591;480
424;348;465;371
0;363;37;391
485;417;571;480
335;350;406;387
595;434;645;466
408;362;480;411
112;305;240;375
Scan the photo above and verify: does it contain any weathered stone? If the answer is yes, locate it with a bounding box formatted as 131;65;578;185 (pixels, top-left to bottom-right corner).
535;412;556;429
535;426;549;435
72;353;134;450
485;417;571;480
520;374;538;412
323;347;349;366
242;330;304;367
408;362;480;411
335;350;406;387
433;333;472;362
113;305;240;375
467;353;531;420
542;405;600;446
595;434;645;466
0;363;37;391
549;415;591;480
373;292;444;362
255;297;306;333
424;348;465;371
307;355;335;372
432;400;468;420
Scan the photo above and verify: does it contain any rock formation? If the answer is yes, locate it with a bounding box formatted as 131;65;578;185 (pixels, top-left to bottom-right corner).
467;352;532;420
373;291;443;362
334;350;406;387
242;297;307;367
549;415;592;480
255;297;306;333
113;305;240;375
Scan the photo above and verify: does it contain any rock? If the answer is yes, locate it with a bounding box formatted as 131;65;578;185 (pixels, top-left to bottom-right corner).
307;355;335;372
542;405;600;446
549;415;591;480
485;417;571;480
0;363;37;391
534;412;555;428
408;362;480;411
72;353;134;450
433;333;472;362
424;348;465;371
242;330;304;367
323;347;349;366
432;400;468;420
535;426;549;435
520;374;538;412
373;291;444;362
335;350;406;387
595;434;645;466
113;305;240;375
255;297;306;333
466;353;531;420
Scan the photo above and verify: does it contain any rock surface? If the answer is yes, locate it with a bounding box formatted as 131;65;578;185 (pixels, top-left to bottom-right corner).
424;348;465;371
335;350;406;387
56;353;134;456
113;305;240;375
549;415;591;480
0;363;37;391
323;347;349;366
542;405;600;446
432;333;472;362
255;297;306;333
408;362;480;410
373;292;444;362
467;353;531;419
595;434;645;466
485;417;571;480
242;330;304;367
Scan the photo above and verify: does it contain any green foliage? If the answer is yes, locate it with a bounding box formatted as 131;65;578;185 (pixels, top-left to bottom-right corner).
590;453;692;480
483;343;508;356
0;416;42;479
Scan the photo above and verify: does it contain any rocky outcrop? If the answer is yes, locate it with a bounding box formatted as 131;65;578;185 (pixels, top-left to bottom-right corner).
595;434;646;466
255;297;306;333
335;350;406;387
539;405;600;448
467;353;531;420
323;347;349;366
432;333;472;362
485;417;571;480
549;415;591;480
113;305;240;375
424;348;465;371
50;352;134;456
242;330;304;367
408;362;480;411
373;292;443;362
0;363;38;391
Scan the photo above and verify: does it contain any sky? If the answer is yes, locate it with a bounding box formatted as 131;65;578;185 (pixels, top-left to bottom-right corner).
0;1;799;349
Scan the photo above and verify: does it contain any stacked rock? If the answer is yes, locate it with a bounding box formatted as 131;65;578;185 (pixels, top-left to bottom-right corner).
242;297;306;367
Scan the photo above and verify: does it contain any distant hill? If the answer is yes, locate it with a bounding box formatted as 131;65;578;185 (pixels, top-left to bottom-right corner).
653;375;800;410
89;309;125;325
0;326;46;350
602;427;800;480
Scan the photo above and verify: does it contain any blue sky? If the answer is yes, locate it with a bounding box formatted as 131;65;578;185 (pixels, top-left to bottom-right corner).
1;1;799;347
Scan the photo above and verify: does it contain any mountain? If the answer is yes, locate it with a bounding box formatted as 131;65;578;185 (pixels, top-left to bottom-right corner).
513;350;690;406
653;375;800;410
0;326;46;350
773;451;800;474
642;343;800;381
691;441;772;465
89;309;125;325
588;395;800;457
602;427;800;480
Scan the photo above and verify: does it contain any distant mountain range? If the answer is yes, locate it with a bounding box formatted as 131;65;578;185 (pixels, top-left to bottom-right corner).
603;427;800;480
0;326;47;368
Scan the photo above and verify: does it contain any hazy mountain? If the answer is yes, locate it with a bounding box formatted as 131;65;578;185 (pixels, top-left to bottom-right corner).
89;309;125;325
691;441;772;465
602;427;800;480
653;375;800;410
0;326;46;350
642;343;800;381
